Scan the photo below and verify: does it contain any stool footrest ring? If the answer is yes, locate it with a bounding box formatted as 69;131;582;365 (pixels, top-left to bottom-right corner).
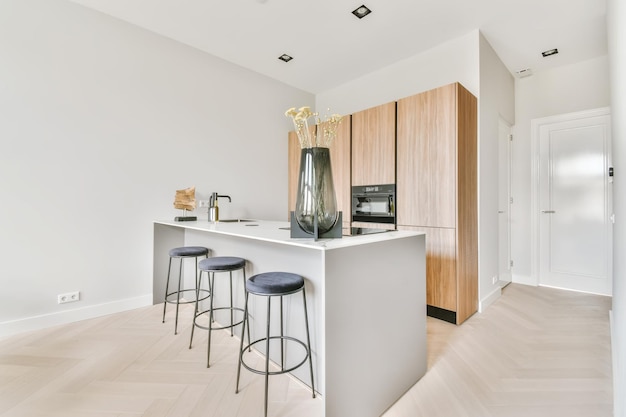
192;307;245;331
164;289;210;305
240;336;310;376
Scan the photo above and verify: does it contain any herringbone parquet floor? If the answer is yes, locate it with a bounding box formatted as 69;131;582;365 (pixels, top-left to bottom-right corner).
384;284;613;417
0;284;613;417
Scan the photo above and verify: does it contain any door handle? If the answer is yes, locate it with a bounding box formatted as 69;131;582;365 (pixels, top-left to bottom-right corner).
541;210;556;214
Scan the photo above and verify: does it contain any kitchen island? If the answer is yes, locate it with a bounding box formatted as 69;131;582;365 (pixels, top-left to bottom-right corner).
153;219;426;417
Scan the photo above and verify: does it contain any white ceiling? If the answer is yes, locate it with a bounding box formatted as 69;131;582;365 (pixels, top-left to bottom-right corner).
66;0;607;93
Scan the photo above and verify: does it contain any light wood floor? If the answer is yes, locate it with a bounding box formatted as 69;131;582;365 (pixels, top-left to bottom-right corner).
0;284;613;417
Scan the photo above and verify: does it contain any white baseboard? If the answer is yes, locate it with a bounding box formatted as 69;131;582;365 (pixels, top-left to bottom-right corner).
0;294;153;339
512;273;538;286
479;286;502;312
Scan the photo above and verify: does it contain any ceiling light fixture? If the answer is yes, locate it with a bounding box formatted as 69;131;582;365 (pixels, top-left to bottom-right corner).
352;5;372;19
541;48;559;57
515;68;533;78
278;54;293;63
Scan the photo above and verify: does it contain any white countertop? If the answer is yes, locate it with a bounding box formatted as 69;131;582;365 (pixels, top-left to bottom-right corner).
154;219;422;250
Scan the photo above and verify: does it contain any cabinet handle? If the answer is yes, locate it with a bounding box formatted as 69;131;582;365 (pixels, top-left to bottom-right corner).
541;210;556;214
498;210;505;214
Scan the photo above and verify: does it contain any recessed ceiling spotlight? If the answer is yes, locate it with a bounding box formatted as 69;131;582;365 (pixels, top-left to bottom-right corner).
515;68;533;78
278;54;293;63
541;48;559;57
352;5;372;19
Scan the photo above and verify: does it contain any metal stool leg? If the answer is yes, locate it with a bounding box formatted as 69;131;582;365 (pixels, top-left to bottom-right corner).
162;257;173;323
173;258;184;335
193;255;204;316
302;287;316;398
207;272;216;368
235;291;250;393
243;269;250;349
280;296;285;371
264;295;272;417
229;271;234;336
189;268;205;349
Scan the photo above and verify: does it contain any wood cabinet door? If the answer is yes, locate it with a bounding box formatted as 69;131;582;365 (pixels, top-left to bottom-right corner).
398;225;457;311
397;84;457;228
327;116;351;227
351;102;396;186
287;131;301;220
455;83;478;324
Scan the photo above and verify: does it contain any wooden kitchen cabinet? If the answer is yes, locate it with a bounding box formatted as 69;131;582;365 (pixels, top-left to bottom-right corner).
397;86;456;228
351;102;396;186
288;117;351;228
397;225;457;310
397;82;478;325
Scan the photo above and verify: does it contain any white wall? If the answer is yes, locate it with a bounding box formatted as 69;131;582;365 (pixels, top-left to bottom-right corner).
316;31;480;115
511;56;610;286
607;0;626;415
0;0;313;337
477;33;515;309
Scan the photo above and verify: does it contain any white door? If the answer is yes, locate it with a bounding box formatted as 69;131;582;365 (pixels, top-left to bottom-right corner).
537;110;612;295
498;119;512;285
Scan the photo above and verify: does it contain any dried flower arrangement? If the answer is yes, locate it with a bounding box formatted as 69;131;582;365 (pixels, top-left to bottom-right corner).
285;106;343;148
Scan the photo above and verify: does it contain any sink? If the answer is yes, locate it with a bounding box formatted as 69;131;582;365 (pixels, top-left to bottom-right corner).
218;219;256;223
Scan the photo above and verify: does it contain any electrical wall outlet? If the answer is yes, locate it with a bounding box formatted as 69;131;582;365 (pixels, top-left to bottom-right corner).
58;291;80;304
198;200;210;208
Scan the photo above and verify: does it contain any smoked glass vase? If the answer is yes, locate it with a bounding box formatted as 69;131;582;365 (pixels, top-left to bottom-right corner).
294;147;339;235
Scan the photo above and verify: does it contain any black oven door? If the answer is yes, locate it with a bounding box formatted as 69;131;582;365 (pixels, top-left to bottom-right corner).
352;185;396;224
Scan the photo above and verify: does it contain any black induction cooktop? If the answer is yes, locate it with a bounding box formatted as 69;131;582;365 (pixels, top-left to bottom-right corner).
343;227;391;236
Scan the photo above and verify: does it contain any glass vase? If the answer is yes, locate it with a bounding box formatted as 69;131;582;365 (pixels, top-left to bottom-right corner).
294;147;339;235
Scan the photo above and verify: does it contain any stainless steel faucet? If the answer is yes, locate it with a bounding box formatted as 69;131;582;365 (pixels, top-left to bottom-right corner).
209;192;231;222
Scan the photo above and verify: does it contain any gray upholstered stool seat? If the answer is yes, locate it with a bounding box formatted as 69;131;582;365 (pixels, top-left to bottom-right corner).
169;246;210;257
236;272;315;417
162;246;210;335
199;256;246;271
246;271;304;295
189;256;250;368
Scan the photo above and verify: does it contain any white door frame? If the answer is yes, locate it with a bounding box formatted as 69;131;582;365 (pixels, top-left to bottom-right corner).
498;117;512;285
530;107;612;290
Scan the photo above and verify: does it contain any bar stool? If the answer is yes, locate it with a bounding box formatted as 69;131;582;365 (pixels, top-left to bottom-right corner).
162;246;210;335
235;272;315;417
189;256;250;368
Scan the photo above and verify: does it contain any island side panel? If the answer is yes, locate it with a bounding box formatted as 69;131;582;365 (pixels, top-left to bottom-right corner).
184;229;327;395
324;234;426;417
153;223;186;304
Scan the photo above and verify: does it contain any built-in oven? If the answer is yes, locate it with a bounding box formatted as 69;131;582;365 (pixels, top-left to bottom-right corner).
351;184;396;224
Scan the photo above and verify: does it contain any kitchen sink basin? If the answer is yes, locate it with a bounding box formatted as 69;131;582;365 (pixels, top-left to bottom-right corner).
218;219;256;223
